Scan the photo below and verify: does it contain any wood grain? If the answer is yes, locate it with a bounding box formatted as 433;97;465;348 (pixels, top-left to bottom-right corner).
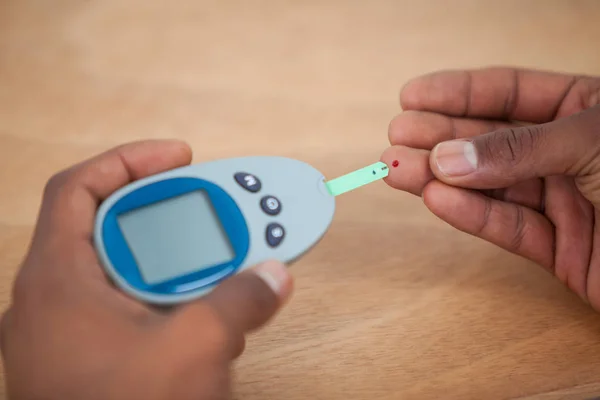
2;1;600;399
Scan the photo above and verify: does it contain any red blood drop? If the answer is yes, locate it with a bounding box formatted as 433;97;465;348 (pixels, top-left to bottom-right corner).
392;160;399;168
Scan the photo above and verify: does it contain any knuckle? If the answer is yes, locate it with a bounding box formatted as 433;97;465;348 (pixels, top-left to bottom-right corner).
508;204;526;253
588;88;600;109
578;77;600;110
42;172;65;198
11;268;36;305
11;276;28;304
475;198;493;235
553;77;600;117
478;126;541;167
41;167;84;208
42;168;74;200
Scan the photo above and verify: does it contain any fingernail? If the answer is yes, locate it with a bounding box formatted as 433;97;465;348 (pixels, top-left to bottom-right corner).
253;260;290;297
433;140;478;176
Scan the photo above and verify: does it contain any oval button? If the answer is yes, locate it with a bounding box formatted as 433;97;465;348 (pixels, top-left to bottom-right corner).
266;223;285;247
234;172;261;193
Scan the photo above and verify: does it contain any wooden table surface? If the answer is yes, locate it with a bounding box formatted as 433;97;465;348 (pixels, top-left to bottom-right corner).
2;1;600;399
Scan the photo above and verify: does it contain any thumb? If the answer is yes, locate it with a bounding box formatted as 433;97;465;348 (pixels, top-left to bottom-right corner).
429;105;600;189
203;259;293;334
167;260;293;360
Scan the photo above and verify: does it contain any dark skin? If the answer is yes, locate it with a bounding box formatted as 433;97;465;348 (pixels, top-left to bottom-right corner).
381;67;600;310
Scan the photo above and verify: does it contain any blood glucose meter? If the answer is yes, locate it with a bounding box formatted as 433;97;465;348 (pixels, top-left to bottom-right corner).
94;156;388;305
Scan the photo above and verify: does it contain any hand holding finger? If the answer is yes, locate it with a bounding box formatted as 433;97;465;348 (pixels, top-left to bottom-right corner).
384;68;600;312
426;105;600;307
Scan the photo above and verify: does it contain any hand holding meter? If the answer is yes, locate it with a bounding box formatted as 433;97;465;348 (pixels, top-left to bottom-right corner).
94;156;388;304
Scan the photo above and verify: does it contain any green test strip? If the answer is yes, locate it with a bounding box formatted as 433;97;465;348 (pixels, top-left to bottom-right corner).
325;161;389;196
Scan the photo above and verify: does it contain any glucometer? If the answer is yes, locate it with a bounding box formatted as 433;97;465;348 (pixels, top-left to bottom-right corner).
94;156;388;305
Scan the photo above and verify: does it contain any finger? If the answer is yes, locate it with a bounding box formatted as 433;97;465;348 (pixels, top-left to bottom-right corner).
422;180;555;270
429;105;600;193
388;110;516;150
36;140;192;240
380;145;545;210
481;178;544;212
380;145;434;196
179;260;293;359
400;67;600;123
543;176;594;300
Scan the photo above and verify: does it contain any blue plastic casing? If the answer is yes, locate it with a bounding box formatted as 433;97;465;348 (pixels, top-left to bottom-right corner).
94;156;336;305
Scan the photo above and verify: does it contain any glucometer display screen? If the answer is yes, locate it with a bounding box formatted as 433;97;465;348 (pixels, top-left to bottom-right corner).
117;190;235;285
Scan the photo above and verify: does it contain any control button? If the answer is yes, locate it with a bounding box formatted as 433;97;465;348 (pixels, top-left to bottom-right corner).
260;195;281;215
266;223;285;247
234;172;261;193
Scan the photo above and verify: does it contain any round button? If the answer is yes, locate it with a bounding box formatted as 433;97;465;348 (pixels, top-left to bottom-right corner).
260;195;281;215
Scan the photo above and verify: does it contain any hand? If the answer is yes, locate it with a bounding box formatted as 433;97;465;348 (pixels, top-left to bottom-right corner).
381;67;600;310
0;140;293;400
